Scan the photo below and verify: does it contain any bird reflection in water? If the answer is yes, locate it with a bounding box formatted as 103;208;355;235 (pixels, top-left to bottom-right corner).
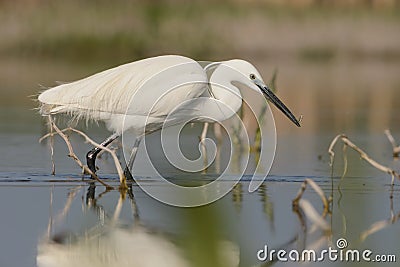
37;184;239;267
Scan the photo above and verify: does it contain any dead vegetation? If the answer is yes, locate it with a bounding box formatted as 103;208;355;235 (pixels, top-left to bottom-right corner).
385;129;400;158
292;129;400;242
40;115;127;190
292;178;331;233
328;133;400;184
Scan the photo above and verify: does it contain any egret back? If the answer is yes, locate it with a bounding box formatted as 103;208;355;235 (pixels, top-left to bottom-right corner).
38;55;207;132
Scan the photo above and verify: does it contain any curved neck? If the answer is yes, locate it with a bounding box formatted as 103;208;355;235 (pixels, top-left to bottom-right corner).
208;62;243;116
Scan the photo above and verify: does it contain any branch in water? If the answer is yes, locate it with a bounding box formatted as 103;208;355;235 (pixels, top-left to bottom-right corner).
384;129;400;158
292;178;330;233
41;116;115;190
328;134;400;184
67;127;127;190
292;178;329;212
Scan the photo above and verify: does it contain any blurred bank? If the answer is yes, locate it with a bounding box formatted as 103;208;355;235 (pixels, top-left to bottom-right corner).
0;0;399;133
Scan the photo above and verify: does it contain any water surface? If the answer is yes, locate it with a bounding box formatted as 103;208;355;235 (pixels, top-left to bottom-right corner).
1;59;400;267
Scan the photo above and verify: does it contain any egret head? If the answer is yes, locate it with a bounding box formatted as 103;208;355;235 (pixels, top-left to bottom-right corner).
222;59;301;127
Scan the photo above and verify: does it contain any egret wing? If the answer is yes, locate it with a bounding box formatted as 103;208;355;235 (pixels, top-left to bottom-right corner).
38;55;208;121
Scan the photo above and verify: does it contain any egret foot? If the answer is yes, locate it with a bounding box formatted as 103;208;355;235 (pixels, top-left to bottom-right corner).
86;149;98;178
85;133;120;179
123;167;134;181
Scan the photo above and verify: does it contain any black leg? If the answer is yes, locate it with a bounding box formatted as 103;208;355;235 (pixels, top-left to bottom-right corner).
86;133;119;178
123;136;143;181
124;167;134;181
86;182;96;206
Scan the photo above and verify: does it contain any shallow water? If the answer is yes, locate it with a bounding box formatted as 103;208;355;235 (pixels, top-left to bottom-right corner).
0;113;399;267
1;58;400;267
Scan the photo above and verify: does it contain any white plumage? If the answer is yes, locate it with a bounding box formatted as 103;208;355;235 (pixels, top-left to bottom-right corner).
38;55;300;177
39;55;208;134
37;223;240;267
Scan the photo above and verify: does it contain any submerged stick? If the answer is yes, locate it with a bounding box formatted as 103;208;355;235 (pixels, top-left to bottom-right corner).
384;129;400;158
39;127;70;143
328;134;400;183
44;116;114;190
297;199;330;232
67;128;127;190
293;178;329;212
328;134;345;167
292;178;330;233
360;212;400;241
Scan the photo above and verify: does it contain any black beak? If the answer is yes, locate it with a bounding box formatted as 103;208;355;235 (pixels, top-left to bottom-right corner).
256;82;301;127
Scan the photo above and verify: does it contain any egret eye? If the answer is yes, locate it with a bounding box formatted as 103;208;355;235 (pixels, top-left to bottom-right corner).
249;74;256;80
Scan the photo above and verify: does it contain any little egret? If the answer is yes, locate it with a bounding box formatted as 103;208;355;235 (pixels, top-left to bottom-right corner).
38;55;300;179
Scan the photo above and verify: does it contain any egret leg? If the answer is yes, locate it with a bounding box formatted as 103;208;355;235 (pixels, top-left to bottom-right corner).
123;136;143;181
214;123;222;173
127;184;140;221
86;182;96;206
200;122;209;172
86;133;119;177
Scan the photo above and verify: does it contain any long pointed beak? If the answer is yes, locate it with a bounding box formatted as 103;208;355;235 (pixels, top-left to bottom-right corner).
255;81;301;127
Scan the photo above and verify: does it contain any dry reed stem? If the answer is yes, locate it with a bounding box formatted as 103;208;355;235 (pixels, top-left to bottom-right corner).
39;127;70;143
360;212;400;241
328;134;345;166
43;117;114;190
360;185;399;241
328;134;400;183
292;178;330;233
67;128;127;190
298;199;330;232
111;193;125;226
52;186;82;231
384;129;400;158
292;178;329;211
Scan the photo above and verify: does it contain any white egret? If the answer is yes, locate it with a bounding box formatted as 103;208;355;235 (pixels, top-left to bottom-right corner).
37;227;240;267
37;186;240;267
38;55;300;178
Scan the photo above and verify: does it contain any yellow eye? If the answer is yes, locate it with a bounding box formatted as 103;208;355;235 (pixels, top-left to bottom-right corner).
249;74;256;80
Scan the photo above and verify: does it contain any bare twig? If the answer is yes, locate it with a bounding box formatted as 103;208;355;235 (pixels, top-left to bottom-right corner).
297;199;330;232
328;134;345;167
360;184;398;241
41;126;126;188
53;186;82;228
39;127;70;143
292;178;331;233
112;193;125;225
45;116;114;190
345;135;399;178
360;212;400;241
328;134;400;183
293;178;329;212
384;129;400;158
67;128;127;190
